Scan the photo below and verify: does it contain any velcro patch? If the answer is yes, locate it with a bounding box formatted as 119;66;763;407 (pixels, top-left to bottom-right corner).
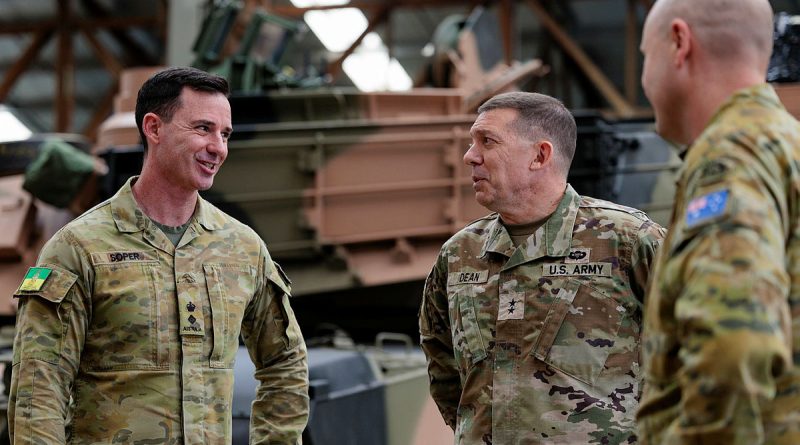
448;270;489;285
564;247;591;264
498;292;525;321
18;267;52;291
91;250;158;265
686;189;729;228
543;262;612;277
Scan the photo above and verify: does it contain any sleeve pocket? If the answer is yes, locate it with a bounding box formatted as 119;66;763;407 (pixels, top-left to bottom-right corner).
273;294;302;349
13;266;77;365
268;264;301;349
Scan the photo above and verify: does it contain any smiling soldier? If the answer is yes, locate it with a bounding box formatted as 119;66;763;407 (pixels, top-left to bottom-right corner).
419;92;665;444
8;67;309;444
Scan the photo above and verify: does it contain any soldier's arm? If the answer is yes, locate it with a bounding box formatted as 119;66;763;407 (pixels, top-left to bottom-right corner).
666;158;792;443
630;220;666;300
9;233;89;444
419;254;461;429
242;245;309;445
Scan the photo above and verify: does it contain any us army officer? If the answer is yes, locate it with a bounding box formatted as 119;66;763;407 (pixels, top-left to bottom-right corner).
419;92;665;444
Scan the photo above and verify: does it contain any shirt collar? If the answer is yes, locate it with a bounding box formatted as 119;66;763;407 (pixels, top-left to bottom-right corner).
480;184;580;266
110;176;225;233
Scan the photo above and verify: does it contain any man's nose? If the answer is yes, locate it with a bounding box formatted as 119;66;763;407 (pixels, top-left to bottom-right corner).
207;132;227;155
463;144;481;166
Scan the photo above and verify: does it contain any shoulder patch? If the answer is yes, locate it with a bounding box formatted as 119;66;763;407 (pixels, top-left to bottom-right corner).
686;189;729;228
699;160;728;180
15;265;77;304
18;267;52;291
695;157;736;187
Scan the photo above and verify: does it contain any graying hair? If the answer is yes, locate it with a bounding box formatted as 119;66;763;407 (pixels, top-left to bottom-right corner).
478;92;577;174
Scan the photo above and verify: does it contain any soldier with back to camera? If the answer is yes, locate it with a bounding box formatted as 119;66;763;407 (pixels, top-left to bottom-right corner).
8;67;309;444
419;91;665;444
637;0;800;443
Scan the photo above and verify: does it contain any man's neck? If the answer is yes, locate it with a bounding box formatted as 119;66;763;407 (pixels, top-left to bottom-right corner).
683;70;765;144
132;172;197;227
498;181;566;226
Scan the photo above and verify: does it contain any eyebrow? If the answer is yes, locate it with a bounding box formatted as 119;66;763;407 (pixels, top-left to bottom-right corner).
469;126;500;139
192;119;233;134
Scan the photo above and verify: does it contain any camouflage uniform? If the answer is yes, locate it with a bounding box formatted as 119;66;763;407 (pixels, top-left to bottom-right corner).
420;184;665;444
9;177;309;444
637;84;800;444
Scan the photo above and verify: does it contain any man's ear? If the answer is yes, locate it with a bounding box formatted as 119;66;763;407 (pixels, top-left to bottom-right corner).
142;113;162;146
530;140;554;170
670;18;692;68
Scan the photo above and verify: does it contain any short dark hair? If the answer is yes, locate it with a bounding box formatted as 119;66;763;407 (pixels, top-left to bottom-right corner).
477;92;577;174
135;66;229;153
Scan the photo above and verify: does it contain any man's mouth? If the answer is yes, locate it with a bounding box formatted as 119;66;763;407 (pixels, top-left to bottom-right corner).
199;160;216;171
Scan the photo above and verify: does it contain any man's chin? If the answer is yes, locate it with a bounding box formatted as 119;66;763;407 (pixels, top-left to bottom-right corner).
194;175;217;191
474;194;494;211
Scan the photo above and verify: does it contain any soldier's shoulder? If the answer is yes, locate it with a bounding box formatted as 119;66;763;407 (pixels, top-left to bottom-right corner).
463;212;498;230
201;200;262;244
578;195;653;223
56;198;115;238
445;212;497;245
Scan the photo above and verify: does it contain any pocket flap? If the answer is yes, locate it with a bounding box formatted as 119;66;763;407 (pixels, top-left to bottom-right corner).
268;261;292;297
533;278;581;360
14;266;77;304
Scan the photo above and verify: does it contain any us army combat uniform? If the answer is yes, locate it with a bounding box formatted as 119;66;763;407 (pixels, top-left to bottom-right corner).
420;184;665;444
9;177;309;444
637;84;800;444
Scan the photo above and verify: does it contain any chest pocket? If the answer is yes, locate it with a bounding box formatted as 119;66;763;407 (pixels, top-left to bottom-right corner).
204;264;256;368
533;278;628;385
87;261;160;370
447;284;488;366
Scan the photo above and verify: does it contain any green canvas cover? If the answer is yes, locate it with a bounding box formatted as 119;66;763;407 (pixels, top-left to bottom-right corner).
23;139;95;208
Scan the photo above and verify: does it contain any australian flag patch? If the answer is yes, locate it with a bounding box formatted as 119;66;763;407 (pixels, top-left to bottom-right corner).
686;189;729;228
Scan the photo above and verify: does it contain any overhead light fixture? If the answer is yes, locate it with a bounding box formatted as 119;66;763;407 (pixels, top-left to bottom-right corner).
290;0;412;92
0;105;33;143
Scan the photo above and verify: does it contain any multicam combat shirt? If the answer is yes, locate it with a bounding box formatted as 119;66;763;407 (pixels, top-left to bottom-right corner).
9;177;309;444
637;84;800;444
420;184;665;444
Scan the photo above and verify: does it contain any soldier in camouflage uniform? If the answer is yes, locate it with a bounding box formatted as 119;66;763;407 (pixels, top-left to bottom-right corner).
419;92;665;444
637;1;800;443
8;67;309;444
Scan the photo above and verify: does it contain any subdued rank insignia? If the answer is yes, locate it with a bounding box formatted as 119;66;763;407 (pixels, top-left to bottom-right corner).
699;160;728;183
564;247;591;264
498;292;525;321
19;267;52;291
179;294;204;336
686;189;729;228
